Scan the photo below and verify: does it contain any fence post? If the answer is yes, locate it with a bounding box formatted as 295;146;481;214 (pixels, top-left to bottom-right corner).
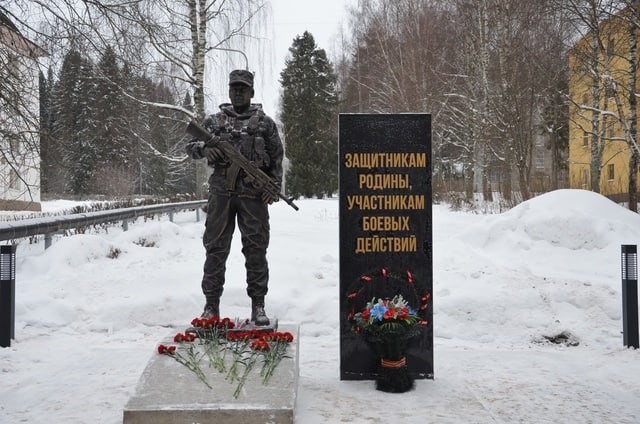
621;244;639;349
0;244;16;348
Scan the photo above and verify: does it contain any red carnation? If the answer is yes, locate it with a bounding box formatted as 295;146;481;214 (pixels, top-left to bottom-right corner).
398;307;409;319
381;267;388;277
261;332;275;341
361;308;371;320
251;339;270;351
361;275;372;281
384;308;397;320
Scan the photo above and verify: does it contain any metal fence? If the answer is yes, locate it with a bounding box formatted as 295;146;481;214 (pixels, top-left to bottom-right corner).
0;199;207;248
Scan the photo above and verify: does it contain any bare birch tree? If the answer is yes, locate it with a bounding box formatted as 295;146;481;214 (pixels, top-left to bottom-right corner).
3;0;269;197
600;1;640;211
563;0;623;193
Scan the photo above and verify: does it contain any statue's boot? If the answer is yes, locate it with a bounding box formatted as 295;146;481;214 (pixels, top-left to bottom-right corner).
201;298;220;319
251;296;270;326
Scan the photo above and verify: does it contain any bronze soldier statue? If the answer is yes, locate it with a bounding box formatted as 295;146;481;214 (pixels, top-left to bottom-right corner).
186;69;284;326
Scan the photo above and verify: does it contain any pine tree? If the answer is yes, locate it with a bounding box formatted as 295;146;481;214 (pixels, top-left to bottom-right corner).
39;67;54;193
94;46;128;176
51;49;98;196
279;31;339;198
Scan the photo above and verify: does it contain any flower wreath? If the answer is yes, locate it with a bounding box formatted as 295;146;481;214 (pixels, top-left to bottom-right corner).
344;266;431;393
346;267;430;336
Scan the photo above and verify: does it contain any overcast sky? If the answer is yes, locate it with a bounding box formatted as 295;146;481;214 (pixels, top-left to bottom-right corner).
210;0;354;119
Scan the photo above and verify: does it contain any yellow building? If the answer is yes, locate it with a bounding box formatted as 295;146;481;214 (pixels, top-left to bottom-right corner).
568;8;640;202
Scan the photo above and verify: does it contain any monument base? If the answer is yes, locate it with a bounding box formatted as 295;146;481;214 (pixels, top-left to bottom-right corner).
123;324;299;424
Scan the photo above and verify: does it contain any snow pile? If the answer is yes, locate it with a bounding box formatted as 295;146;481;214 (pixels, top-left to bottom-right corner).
1;190;639;423
436;189;640;349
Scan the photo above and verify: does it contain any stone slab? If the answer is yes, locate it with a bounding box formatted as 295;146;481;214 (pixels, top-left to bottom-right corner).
339;113;433;380
123;324;299;424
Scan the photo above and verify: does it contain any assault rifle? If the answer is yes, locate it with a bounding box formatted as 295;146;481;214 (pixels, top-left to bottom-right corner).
186;121;299;211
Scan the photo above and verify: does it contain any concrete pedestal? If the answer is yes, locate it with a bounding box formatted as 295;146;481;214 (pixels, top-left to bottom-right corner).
123;324;299;424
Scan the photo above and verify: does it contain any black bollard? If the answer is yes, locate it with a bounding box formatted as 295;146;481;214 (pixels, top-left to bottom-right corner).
0;244;16;348
621;245;639;349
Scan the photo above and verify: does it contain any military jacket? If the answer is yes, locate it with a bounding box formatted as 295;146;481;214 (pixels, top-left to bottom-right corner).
186;103;284;197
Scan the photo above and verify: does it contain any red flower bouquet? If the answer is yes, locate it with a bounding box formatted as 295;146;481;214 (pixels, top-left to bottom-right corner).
346;267;430;393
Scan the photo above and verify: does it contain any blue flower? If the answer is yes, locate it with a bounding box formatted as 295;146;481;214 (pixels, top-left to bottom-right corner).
371;304;388;321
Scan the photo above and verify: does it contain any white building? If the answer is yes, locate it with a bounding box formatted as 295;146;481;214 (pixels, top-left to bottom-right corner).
0;11;46;211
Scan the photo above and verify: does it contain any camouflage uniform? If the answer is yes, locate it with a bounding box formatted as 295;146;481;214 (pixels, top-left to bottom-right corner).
185;71;283;322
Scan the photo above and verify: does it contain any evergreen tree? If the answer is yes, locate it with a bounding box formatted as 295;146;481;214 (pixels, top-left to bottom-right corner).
44;49;195;198
279;31;339;198
39;67;55;193
51;49;98;196
93;46;132;195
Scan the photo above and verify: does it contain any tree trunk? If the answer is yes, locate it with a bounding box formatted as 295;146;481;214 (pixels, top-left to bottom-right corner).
465;166;474;201
589;19;603;193
629;150;639;212
189;0;209;197
502;160;513;202
628;14;638;212
518;166;531;201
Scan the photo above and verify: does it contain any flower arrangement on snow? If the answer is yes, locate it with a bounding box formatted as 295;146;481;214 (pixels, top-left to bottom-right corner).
346;267;430;393
157;316;294;398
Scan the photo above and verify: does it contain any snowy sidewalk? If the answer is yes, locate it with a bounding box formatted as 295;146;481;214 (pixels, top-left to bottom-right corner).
296;340;640;423
2;194;640;423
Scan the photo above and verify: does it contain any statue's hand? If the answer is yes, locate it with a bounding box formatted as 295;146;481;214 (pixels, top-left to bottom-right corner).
261;190;279;205
205;146;225;162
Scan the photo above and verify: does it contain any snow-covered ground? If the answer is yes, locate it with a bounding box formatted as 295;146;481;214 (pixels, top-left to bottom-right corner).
1;189;639;423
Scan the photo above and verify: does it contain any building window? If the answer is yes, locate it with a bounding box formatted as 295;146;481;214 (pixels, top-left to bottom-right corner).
9;134;20;154
7;53;19;78
607;126;615;140
608;163;615;181
1;133;18;163
607;37;615;57
9;169;20;190
582;169;589;188
535;149;545;169
605;79;616;99
583;131;589;148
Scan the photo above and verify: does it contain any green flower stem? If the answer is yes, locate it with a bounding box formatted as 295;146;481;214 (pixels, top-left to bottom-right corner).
205;339;227;373
159;323;293;398
167;346;212;389
233;352;259;399
260;342;288;384
226;340;250;382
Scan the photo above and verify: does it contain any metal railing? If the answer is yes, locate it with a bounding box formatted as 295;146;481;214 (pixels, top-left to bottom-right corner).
0;199;207;248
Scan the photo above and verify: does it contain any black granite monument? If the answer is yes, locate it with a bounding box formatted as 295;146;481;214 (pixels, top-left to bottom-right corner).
339;113;433;380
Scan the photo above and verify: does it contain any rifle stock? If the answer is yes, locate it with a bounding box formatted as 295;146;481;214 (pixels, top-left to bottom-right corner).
186;121;299;211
